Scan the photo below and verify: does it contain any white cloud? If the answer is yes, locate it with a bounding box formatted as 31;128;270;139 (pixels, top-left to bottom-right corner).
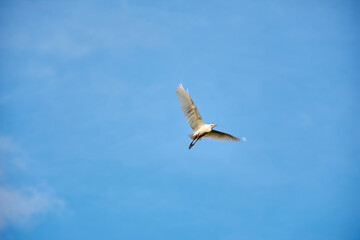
0;137;65;231
0;137;16;152
0;187;64;230
0;1;173;58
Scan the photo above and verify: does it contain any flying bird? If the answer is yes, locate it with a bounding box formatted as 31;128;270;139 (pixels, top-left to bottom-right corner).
176;84;246;149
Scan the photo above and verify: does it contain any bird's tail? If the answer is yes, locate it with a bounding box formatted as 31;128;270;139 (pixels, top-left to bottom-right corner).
188;134;202;140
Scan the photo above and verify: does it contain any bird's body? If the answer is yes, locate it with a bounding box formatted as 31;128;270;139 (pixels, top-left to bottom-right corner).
190;124;213;140
176;84;246;149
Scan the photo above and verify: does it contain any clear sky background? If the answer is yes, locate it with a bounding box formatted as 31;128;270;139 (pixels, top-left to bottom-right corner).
0;0;359;239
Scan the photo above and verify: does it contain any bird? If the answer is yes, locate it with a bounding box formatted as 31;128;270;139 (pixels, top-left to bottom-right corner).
176;84;246;149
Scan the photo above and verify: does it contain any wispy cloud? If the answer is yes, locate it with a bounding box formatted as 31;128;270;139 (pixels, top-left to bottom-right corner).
0;137;16;152
0;1;169;58
0;136;65;231
0;187;64;230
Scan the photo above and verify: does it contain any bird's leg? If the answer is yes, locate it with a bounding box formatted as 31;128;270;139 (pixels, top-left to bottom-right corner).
189;137;201;149
189;138;196;149
188;133;207;149
189;138;197;149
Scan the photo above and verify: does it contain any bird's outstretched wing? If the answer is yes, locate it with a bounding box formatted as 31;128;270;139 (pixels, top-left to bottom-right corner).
204;130;240;142
176;84;205;131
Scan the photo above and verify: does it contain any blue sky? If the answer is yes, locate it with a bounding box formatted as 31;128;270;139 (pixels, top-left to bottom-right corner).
0;0;359;239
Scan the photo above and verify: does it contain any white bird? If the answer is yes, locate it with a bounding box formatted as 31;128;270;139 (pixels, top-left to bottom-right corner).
176;84;246;149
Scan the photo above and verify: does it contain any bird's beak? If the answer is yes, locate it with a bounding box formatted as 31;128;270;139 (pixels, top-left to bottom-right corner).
213;124;218;127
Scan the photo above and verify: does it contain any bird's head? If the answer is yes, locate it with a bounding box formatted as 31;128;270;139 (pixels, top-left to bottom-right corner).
210;124;218;129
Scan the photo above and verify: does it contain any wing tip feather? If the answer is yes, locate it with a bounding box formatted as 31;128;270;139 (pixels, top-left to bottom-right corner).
234;137;247;142
176;83;189;93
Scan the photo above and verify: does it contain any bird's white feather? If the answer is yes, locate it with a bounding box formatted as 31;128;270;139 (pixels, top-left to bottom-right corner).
176;84;205;131
204;130;240;142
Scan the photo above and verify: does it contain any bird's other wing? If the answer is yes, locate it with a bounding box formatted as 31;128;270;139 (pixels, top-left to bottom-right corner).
204;130;240;142
176;84;205;131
